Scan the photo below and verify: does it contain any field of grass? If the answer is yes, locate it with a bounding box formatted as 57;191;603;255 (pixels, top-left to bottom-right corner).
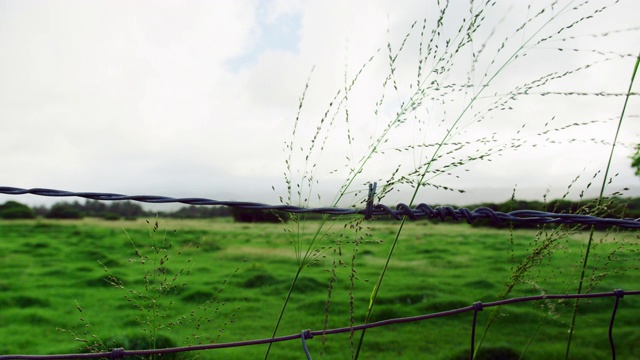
0;217;639;359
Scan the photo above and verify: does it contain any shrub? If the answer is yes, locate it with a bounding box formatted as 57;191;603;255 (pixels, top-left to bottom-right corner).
0;201;35;219
231;208;287;223
103;212;121;221
47;203;84;219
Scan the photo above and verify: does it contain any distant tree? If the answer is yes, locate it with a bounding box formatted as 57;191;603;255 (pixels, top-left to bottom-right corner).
106;201;145;219
103;212;121;221
0;201;35;219
171;205;232;218
32;205;49;217
47;202;84;219
632;144;640;175
83;200;108;217
622;197;640;219
172;206;203;218
231;208;287;223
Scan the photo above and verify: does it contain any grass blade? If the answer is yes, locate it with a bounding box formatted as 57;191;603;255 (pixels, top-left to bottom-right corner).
564;51;640;360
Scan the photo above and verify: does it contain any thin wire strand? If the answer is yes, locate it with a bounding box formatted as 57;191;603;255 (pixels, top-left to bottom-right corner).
470;302;484;360
609;289;624;360
301;330;313;360
1;290;638;360
1;186;639;228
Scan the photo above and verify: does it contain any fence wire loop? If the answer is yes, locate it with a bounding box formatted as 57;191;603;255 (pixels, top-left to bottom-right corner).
396;203;415;219
613;289;624;299
109;348;125;360
470;302;484;360
472;301;484;312
301;329;313;360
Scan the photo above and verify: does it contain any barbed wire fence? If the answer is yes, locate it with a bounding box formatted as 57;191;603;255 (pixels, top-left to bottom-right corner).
2;186;640;227
0;186;639;360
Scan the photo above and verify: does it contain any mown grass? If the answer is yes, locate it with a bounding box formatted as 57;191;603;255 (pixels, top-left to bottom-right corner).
1;218;638;359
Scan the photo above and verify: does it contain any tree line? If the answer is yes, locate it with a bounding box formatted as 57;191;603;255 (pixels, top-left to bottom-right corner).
0;199;285;223
0;200;227;220
1;197;638;226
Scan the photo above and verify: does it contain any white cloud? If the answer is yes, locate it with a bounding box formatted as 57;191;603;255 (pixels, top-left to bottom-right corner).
0;0;639;209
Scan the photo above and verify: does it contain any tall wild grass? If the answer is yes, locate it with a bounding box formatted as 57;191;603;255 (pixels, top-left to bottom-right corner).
270;1;639;359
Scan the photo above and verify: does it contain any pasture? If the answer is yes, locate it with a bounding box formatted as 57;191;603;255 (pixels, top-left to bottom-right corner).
0;217;638;359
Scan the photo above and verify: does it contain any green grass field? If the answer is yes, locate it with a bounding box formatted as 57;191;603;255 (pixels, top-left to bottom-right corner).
0;217;638;359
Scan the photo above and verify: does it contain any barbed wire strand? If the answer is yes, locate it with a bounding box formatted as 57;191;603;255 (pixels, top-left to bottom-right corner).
1;186;639;228
1;290;637;360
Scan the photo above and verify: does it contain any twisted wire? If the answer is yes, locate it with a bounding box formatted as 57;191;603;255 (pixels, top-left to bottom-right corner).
1;290;637;360
2;186;639;228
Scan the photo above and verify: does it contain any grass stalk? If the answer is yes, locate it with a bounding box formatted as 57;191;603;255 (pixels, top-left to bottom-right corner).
354;4;577;357
564;51;639;360
266;56;378;359
354;218;407;359
263;267;303;360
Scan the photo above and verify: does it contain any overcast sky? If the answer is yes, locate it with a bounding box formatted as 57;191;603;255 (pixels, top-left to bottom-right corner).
1;0;639;210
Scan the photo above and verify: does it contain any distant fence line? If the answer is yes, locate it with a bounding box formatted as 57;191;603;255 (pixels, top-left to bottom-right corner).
1;186;639;228
1;290;638;360
1;185;639;360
